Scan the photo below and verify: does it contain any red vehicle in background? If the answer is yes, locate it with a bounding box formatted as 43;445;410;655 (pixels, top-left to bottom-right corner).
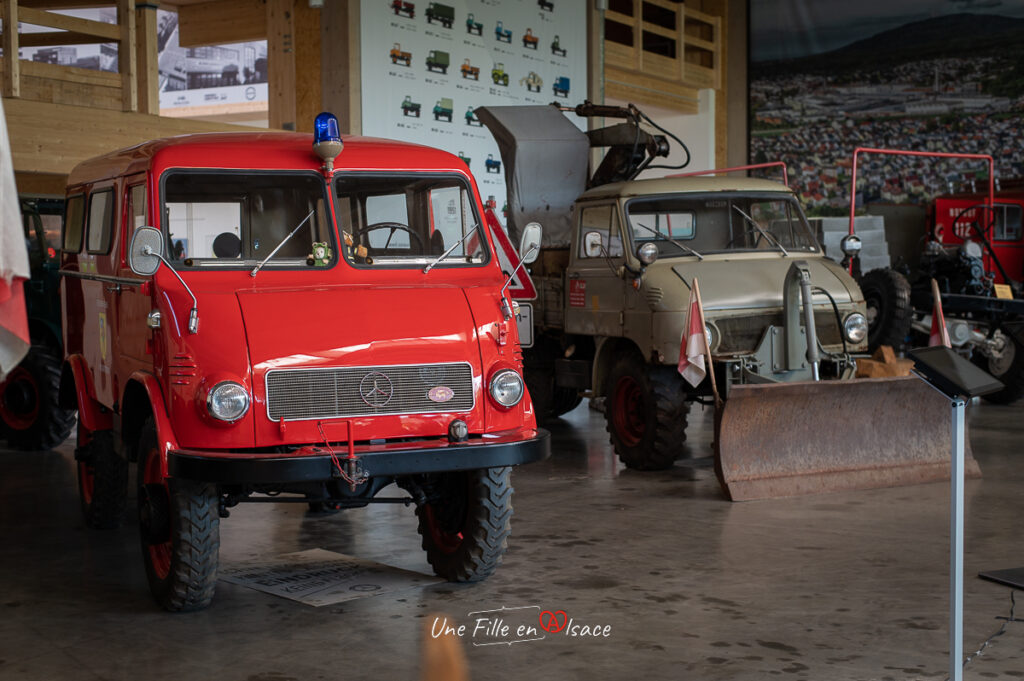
931;186;1024;286
58;114;549;611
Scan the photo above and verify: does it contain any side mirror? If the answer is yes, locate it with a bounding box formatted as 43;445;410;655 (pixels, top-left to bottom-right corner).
519;221;542;265
129;226;164;276
637;242;659;265
583;231;603;258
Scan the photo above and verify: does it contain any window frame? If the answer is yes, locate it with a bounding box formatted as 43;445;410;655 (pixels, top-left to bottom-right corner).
62;193;86;253
85;188;116;255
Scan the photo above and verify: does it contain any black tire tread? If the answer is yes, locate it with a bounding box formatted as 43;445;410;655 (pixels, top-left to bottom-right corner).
417;466;513;582
161;478;220;612
860;268;912;353
138;418;220;612
79;429;128;530
2;345;76;450
605;358;689;471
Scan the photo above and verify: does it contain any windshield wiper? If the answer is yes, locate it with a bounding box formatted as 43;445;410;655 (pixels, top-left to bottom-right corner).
422;224;480;273
250;209;316;277
731;206;789;256
635;222;703;260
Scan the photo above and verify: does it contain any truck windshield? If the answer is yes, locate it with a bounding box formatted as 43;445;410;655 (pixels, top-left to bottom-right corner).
334;173;488;268
626;192;819;257
162;171;333;269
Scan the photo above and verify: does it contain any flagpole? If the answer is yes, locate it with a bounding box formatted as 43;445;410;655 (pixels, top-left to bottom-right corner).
692;279;722;408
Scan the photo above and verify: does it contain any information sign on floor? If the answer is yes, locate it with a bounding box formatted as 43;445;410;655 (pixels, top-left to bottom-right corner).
219;549;441;607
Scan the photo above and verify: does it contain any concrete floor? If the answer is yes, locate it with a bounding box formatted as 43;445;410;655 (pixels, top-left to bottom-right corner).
1;401;1023;681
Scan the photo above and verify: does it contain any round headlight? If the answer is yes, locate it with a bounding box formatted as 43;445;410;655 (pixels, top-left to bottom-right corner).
488;369;524;408
840;234;862;257
207;381;250;422
843;312;868;344
637;242;659;265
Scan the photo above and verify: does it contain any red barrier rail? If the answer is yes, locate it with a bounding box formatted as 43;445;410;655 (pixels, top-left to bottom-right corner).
669;161;789;187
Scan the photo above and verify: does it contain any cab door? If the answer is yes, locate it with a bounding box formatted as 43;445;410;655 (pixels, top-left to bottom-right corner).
116;177;153;373
80;183;119;407
564;203;626;337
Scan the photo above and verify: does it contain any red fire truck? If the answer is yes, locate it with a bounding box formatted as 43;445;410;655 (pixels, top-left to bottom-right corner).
59;113;549;611
930;185;1024;286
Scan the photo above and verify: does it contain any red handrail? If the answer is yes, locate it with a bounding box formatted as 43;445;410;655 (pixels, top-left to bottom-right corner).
847;147;994;273
669;161;789;187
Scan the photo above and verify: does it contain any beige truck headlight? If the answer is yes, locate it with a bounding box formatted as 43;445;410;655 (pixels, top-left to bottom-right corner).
843;312;868;344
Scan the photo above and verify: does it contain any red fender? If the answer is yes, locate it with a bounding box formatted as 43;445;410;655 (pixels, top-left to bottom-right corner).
65;354;113;433
127;371;179;478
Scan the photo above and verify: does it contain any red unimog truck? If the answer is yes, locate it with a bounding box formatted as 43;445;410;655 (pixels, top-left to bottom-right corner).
59;113;549;611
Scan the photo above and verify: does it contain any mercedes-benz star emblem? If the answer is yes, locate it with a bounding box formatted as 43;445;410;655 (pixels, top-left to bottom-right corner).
359;371;394;408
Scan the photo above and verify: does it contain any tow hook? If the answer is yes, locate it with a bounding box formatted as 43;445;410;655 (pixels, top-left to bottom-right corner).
335;456;369;491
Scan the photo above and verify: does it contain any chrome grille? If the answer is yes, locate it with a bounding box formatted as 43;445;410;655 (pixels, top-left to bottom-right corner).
266;363;475;421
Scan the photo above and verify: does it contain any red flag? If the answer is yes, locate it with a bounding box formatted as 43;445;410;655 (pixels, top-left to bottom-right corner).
678;279;709;387
929;278;951;348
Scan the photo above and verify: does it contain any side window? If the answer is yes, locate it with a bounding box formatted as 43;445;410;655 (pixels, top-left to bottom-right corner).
994;204;1022;242
577;205;623;259
129;184;147;232
63;194;85;253
86;189;115;254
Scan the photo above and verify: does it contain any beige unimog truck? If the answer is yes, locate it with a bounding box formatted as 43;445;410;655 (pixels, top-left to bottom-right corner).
477;103;962;500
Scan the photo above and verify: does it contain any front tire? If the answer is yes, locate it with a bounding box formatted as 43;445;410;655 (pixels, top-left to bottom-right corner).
137;418;220;611
416;467;513;582
0;345;76;450
974;329;1024;405
860;268;912;353
605;356;689;470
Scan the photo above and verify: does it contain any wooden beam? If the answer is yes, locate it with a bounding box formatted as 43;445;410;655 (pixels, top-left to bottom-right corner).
118;0;136;111
17;6;121;40
178;0;266;48
1;1;19;97
293;0;319;133
15;171;68;197
15;30;117;47
320;0;358;134
135;1;157;113
20;0;112;8
266;0;295;131
4;97;258;175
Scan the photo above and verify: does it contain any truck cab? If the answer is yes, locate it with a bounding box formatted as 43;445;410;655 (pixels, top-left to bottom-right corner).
59;117;548;611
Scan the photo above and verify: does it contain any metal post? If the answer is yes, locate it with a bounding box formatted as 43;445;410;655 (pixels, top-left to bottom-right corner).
949;398;966;681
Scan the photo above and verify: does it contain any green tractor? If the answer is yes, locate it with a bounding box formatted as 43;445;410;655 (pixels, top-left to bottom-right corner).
0;199;76;450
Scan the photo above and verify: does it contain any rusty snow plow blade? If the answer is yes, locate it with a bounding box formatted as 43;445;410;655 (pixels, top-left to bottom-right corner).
715;376;980;501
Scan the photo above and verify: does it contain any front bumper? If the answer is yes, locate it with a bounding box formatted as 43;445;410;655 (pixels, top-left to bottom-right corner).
168;428;551;484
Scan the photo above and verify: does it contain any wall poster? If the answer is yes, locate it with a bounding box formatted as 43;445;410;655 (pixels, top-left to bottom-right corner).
360;0;588;222
749;1;1024;215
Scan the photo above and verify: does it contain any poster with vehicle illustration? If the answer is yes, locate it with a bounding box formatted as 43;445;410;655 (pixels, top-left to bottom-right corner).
360;0;587;226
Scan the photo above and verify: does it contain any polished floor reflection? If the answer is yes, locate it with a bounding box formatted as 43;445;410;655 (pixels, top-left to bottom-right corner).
1;400;1022;680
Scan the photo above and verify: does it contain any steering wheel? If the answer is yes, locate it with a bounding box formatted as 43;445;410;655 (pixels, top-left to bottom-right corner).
725;228;765;249
356;222;423;250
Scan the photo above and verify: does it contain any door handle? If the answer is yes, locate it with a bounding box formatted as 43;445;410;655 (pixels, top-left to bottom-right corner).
568;272;581;279
105;284;122;294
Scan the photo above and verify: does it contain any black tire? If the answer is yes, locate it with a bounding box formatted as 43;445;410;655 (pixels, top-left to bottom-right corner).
0;345;76;450
137;418;220;611
416;467;512;582
973;329;1024;405
860;268;912;353
605;356;689;470
77;428;128;529
551;388;583;417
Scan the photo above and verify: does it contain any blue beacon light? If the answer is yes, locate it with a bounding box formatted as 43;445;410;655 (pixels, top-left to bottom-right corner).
312;112;343;172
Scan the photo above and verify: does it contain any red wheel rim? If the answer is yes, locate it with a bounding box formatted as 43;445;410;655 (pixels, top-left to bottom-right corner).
424;505;463;554
612;375;645;447
0;367;40;430
143;449;172;580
